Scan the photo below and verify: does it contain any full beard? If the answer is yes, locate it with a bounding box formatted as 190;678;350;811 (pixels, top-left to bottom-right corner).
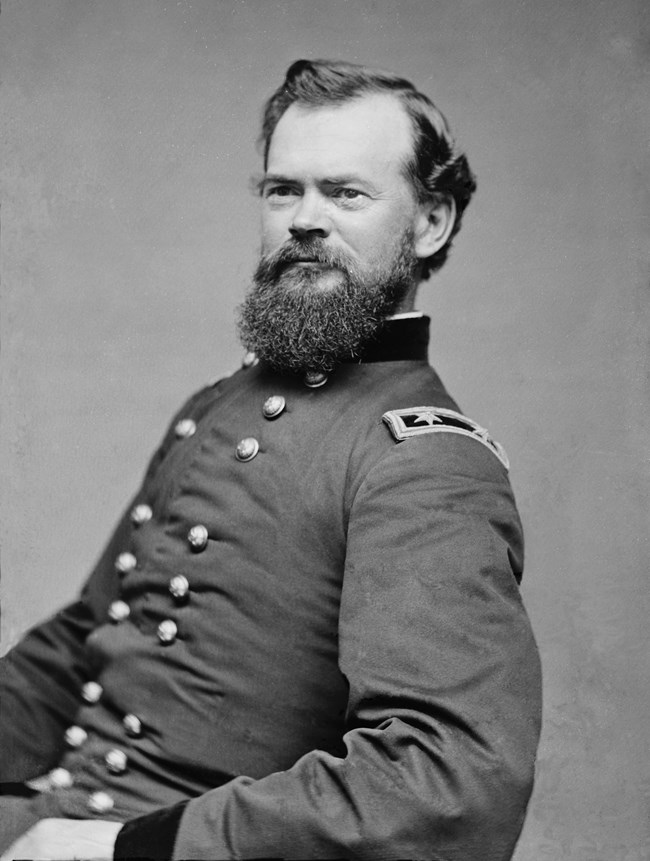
237;231;419;374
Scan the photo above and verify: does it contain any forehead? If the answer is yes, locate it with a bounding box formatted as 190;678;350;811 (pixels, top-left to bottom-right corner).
266;94;414;180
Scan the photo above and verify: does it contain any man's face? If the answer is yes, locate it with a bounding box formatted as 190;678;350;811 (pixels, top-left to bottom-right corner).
259;94;422;296
238;94;434;374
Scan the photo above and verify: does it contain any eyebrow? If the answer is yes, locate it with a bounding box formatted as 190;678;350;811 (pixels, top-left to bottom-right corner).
322;175;379;192
258;174;295;189
259;173;381;194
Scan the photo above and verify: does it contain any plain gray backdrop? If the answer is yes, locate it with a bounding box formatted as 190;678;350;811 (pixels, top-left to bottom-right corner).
2;1;649;858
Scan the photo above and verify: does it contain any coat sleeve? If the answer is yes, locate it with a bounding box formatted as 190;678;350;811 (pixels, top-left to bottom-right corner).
115;431;542;861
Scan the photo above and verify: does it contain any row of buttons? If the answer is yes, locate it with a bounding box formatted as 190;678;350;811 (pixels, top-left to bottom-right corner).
108;413;216;649
49;404;220;815
83;381;250;809
54;368;328;815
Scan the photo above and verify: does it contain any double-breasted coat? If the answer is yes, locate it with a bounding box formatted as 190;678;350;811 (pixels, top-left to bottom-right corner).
0;317;541;860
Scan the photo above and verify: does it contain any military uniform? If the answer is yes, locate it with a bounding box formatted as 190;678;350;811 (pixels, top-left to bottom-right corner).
0;317;541;860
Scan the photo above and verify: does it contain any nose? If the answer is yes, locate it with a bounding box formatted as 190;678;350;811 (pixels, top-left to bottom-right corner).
289;190;331;239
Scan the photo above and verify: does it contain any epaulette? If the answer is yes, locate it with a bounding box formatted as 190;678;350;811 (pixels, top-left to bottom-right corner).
382;406;510;470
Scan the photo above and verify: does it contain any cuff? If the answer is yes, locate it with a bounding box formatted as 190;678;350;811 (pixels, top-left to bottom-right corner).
113;800;189;860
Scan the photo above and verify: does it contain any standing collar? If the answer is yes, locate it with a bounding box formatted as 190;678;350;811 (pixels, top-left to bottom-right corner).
349;316;430;363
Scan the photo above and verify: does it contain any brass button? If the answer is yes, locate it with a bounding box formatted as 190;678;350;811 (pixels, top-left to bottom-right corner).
65;725;88;748
49;767;73;789
108;600;130;623
242;351;258;368
174;418;197;439
235;437;259;462
82;681;103;704
304;370;328;388
157;619;178;644
263;395;286;419
130;503;152;526
115;552;136;574
88;791;114;814
187;524;209;551
123;713;142;737
169;574;190;600
105;749;128;775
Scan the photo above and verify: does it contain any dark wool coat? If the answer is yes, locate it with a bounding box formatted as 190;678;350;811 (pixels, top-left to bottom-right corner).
0;317;541;860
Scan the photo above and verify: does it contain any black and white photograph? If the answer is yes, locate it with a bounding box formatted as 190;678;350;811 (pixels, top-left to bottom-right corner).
1;2;648;858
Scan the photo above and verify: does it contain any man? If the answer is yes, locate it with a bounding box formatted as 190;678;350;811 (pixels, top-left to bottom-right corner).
1;59;542;860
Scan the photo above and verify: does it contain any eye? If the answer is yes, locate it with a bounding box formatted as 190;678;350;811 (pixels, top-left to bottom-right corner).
263;184;299;201
332;187;364;201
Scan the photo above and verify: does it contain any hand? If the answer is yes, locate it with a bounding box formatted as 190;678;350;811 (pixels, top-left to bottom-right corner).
0;818;122;861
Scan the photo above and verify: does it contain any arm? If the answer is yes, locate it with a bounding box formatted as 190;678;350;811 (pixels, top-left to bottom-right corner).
115;431;542;860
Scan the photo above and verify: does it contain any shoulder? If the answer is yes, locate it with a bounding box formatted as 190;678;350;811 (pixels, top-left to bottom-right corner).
348;404;523;583
351;402;518;533
382;405;510;471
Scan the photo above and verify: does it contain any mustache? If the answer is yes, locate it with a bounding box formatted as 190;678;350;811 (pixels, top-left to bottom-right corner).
257;239;358;279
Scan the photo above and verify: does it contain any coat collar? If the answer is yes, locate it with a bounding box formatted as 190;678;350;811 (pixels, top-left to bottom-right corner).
350;315;430;363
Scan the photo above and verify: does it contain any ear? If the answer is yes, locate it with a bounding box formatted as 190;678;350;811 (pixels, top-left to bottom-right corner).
413;196;456;261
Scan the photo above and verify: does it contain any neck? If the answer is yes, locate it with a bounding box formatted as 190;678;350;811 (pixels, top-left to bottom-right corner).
392;280;419;314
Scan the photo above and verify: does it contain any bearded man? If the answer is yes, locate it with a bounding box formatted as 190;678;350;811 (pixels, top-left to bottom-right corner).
0;60;541;860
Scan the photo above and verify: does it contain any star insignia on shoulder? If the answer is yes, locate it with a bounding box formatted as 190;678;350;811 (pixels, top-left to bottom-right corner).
412;409;444;426
382;406;510;470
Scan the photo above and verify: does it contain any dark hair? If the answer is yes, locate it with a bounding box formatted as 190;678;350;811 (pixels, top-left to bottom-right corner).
261;59;477;278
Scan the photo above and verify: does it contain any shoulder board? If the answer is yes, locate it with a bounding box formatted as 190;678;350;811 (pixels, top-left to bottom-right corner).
382;406;509;470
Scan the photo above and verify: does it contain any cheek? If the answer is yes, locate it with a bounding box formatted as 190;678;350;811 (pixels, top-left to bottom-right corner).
350;204;414;258
358;224;404;264
260;213;285;253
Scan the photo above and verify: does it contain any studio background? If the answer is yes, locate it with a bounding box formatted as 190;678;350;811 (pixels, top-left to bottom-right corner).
2;1;648;858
